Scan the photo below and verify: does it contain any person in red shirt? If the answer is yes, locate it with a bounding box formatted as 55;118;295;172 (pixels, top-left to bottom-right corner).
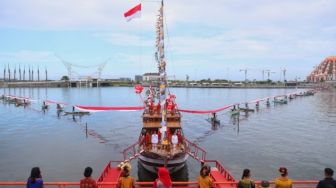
156;102;161;114
177;130;183;144
171;103;176;115
157;130;161;142
80;167;97;188
166;129;172;143
153;167;172;188
145;132;151;150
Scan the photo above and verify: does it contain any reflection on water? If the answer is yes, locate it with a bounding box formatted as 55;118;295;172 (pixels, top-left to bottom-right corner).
0;87;336;182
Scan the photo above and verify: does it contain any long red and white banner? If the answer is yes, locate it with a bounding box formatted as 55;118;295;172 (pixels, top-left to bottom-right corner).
3;89;316;114
178;104;235;114
74;105;145;112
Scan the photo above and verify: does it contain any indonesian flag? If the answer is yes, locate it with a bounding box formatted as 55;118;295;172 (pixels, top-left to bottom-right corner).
124;3;141;21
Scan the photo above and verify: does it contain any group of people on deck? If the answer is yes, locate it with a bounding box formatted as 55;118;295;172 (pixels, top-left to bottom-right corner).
144;90;178;116
140;128;183;152
145;100;177;115
25;166;336;188
235;167;336;188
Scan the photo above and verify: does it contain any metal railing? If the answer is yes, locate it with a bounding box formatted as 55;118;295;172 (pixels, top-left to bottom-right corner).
184;138;207;162
204;160;236;182
123;141;141;161
97;161;123;183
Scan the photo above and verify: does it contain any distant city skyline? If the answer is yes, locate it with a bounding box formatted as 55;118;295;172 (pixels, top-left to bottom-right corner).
0;0;335;81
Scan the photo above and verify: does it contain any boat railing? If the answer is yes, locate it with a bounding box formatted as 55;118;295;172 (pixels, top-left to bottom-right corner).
96;160;122;183
184;138;207;162
204;160;236;182
123;141;141;161
0;180;319;188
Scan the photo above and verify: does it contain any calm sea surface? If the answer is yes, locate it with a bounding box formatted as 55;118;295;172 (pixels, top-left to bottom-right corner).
0;87;335;182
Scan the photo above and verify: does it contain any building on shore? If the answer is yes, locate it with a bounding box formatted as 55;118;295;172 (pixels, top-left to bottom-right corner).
142;73;159;82
307;56;336;82
119;77;132;82
134;75;143;83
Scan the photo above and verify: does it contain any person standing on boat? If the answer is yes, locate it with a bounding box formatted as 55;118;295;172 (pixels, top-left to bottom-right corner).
198;165;214;188
316;168;336;188
27;167;43;188
274;167;292;188
176;130;183;144
237;169;255;188
80;167;97;188
118;166;135;188
157;102;161;114
153;167;172;188
151;131;159;151
211;113;217;122
145;131;151;150
171;132;178;150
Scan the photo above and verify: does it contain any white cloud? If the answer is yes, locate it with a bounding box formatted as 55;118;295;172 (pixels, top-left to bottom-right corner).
0;0;160;31
94;33;154;47
0;50;54;63
0;0;335;80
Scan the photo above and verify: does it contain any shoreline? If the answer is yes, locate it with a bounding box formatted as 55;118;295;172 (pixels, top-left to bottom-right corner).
0;81;321;89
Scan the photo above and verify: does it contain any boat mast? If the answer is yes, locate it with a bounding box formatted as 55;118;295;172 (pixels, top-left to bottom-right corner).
156;0;168;127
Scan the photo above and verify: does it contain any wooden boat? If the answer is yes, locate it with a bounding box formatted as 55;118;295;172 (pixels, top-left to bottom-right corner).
138;111;188;173
230;109;240;116
304;91;315;96
136;1;189;174
273;96;288;104
15;99;30;107
239;107;255;112
206;117;220;125
64;111;90;116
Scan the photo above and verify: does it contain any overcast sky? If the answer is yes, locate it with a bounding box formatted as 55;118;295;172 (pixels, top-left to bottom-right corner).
0;0;335;81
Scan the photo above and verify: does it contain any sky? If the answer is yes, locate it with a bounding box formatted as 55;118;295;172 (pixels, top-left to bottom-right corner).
0;0;335;81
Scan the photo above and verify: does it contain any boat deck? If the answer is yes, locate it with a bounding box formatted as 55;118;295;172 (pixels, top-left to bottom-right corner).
97;161;122;188
140;143;185;156
210;170;233;188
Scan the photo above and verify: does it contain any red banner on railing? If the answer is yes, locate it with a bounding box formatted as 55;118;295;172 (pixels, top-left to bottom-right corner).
178;104;234;114
74;106;145;112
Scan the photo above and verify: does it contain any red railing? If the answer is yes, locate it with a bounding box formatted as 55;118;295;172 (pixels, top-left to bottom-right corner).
97;161;123;183
0;181;318;188
204;160;236;182
123;141;141;161
184;138;207;162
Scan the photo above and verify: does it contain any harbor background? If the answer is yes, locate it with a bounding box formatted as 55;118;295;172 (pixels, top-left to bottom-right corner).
0;87;335;182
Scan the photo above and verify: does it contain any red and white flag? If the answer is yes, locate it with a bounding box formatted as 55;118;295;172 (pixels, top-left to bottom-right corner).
124;3;141;22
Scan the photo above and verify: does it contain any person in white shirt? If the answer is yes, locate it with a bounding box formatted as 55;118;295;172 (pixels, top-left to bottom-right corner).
151;131;159;151
171;132;178;150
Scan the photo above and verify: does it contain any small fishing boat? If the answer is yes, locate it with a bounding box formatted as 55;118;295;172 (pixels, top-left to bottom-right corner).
239;108;255;112
64;111;90;116
304;91;315;96
295;93;304;97
230;109;240;116
15;99;30;107
206;117;220;125
273;96;288;104
239;103;255;112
